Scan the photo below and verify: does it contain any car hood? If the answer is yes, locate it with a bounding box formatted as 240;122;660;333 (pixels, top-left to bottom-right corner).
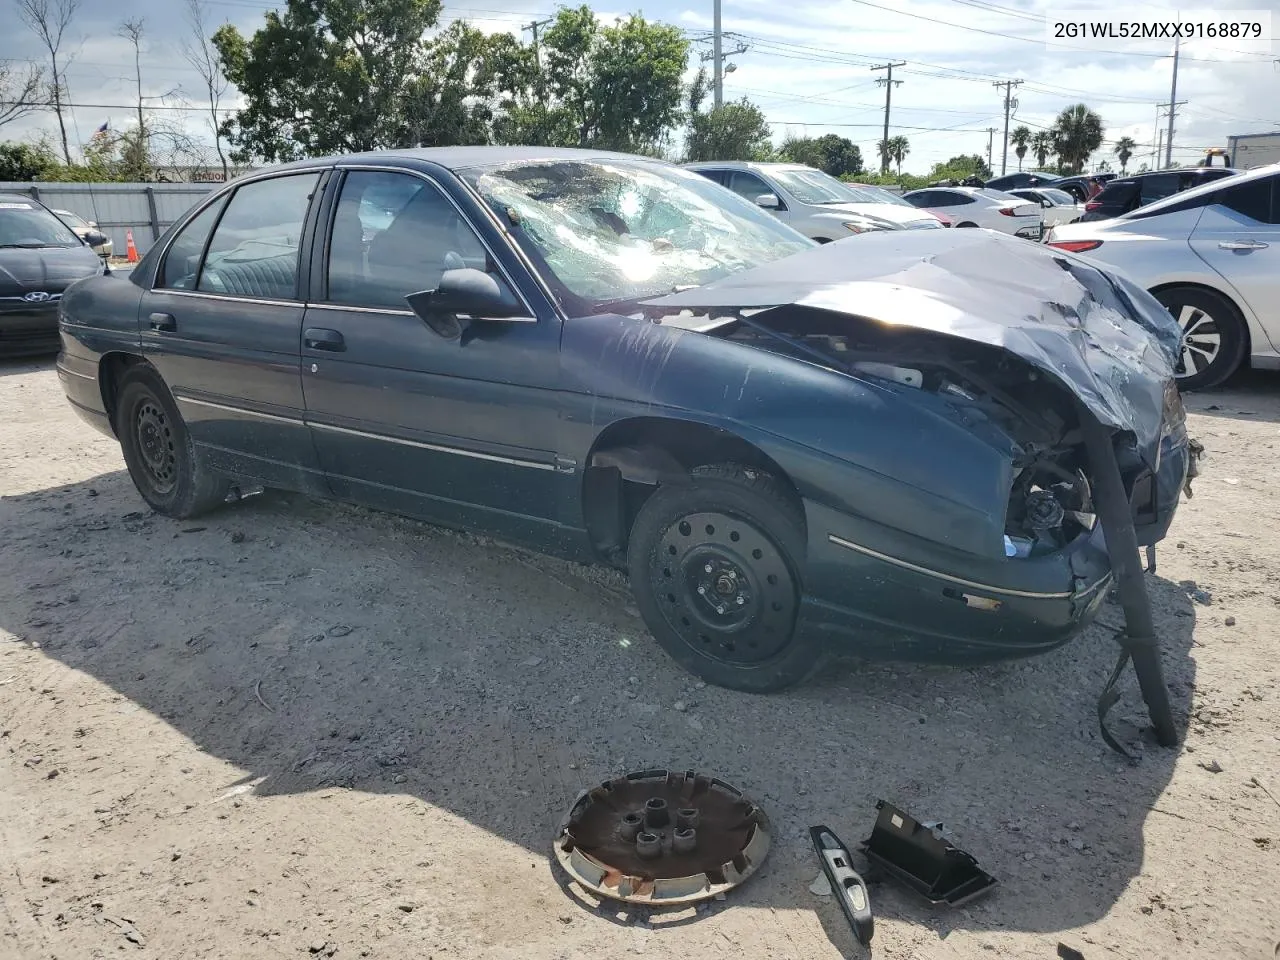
644;228;1181;461
0;245;101;295
808;202;936;226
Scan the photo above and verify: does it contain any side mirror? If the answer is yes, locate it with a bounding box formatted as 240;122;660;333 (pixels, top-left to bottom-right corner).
405;267;522;340
87;220;98;228
754;193;781;210
84;230;108;247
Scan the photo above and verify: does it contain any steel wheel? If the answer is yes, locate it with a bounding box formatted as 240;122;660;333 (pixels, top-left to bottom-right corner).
1175;303;1222;379
650;510;798;665
1153;286;1247;390
134;399;178;495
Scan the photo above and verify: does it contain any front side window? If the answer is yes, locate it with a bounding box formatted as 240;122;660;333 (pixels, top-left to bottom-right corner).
726;171;774;203
461;159;811;313
327;170;489;309
159;197;227;289
0;200;81;249
196;173;319;300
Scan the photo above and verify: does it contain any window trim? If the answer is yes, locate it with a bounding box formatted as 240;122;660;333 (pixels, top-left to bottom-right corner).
315;164;537;322
152;168;329;300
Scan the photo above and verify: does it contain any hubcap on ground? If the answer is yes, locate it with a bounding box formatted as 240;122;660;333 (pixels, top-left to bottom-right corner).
651;510;796;664
1176;304;1222;378
136;400;177;493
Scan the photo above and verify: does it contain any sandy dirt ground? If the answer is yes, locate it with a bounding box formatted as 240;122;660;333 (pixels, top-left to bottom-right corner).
1;358;1277;960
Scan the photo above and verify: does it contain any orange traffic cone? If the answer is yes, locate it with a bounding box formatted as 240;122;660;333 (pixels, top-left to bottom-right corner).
125;229;139;263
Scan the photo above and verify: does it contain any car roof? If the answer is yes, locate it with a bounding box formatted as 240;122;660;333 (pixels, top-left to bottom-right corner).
683;160;814;173
0;193;43;205
1119;161;1278;218
259;146;669;176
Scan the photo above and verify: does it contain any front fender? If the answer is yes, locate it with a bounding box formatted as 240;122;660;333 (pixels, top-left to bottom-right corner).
561;312;1018;558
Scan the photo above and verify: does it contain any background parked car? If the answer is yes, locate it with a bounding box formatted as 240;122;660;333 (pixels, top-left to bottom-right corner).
1007;187;1085;227
849;182;952;225
685;161;943;240
1047;163;1280;389
52;209;113;258
0;193;107;356
1053;173;1115;203
901;186;1042;237
1080;167;1240;222
985;171;1063;191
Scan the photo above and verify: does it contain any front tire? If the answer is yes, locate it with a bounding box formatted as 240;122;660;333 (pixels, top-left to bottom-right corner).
955;221;978;228
1153;286;1248;391
114;366;228;518
627;463;822;693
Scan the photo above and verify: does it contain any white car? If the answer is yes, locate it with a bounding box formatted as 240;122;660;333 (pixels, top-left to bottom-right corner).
1007;187;1084;227
1046;163;1280;389
684;161;945;241
901;186;1043;238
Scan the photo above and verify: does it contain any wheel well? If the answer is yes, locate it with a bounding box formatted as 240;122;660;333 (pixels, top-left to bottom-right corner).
812;237;832;244
1148;281;1252;354
581;417;805;567
98;352;147;430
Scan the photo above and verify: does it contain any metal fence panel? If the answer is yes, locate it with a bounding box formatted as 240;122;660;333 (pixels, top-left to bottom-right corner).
0;182;217;256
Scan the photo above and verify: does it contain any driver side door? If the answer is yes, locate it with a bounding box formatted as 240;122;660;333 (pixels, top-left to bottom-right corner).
300;167;567;545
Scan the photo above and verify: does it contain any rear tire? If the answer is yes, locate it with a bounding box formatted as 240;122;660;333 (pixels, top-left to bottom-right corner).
114;366;228;518
1152;286;1248;391
955;221;978;228
627;463;823;693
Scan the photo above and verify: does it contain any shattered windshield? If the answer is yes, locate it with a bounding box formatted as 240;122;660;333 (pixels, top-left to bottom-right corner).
462;159;811;311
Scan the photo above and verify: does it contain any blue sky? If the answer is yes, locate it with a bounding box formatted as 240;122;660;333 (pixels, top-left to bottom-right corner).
2;0;1277;172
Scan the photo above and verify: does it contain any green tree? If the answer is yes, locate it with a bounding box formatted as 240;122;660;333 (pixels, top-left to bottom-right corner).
777;134;862;176
1052;103;1104;174
1010;125;1032;171
888;135;909;175
1030;129;1054;169
1113;135;1136;173
875;138;891;173
684;72;772;162
213;0;443;162
928;153;989;182
0;141;55;180
399;22;505;147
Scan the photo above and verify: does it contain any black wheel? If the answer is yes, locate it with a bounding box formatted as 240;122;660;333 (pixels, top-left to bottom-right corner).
114;366;228;518
627;463;822;693
955;221;978;228
813;237;833;244
1152;286;1248;390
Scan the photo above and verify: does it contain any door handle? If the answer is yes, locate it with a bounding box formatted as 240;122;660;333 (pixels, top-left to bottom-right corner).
148;312;176;332
304;327;345;351
1218;239;1268;251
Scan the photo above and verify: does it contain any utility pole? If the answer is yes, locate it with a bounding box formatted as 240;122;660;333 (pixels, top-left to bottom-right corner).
993;78;1023;176
986;127;997;173
871;61;905;173
713;0;722;108
1156;99;1186;168
1165;36;1180;168
523;17;553;69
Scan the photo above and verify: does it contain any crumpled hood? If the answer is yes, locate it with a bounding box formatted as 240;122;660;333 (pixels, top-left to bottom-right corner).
645;228;1182;460
0;245;102;294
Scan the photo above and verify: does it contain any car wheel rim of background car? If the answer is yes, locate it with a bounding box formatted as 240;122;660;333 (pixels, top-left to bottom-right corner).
135;400;178;494
651;510;796;665
1176;304;1223;378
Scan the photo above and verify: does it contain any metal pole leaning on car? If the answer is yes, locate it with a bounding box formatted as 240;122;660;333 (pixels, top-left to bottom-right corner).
1079;406;1178;749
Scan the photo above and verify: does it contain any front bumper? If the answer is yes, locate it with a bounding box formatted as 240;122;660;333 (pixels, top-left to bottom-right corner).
0;303;60;356
796;425;1191;663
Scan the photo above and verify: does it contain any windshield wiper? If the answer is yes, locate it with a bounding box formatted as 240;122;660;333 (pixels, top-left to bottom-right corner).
0;242;59;249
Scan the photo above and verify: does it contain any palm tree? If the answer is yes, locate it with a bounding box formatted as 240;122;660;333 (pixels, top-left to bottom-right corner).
1113;136;1137;174
1031;130;1054;169
1010;125;1032;171
876;138;891;174
1053;103;1104;174
888;135;909;175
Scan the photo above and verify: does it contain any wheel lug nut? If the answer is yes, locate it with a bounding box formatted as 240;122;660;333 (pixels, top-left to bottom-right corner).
736;597;745;605
716;605;726;615
705;563;713;573
697;586;706;595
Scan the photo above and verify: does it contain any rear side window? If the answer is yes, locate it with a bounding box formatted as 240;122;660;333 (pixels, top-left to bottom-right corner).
936;192;974;206
1139;174;1178;204
693;169;726;186
1219;176;1277;224
196;174;319;300
158;197;227;289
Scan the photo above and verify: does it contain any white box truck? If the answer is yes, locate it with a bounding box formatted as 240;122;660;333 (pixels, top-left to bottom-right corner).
1226;132;1280;170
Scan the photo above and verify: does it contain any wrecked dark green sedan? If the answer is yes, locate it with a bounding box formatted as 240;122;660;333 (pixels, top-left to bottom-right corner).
55;147;1193;692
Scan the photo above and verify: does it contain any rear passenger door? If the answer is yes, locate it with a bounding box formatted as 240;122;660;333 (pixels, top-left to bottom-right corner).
142;171;327;491
300;167;567;545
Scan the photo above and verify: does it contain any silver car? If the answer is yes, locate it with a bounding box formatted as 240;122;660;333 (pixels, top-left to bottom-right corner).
684;161;945;240
1046;163;1280;389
